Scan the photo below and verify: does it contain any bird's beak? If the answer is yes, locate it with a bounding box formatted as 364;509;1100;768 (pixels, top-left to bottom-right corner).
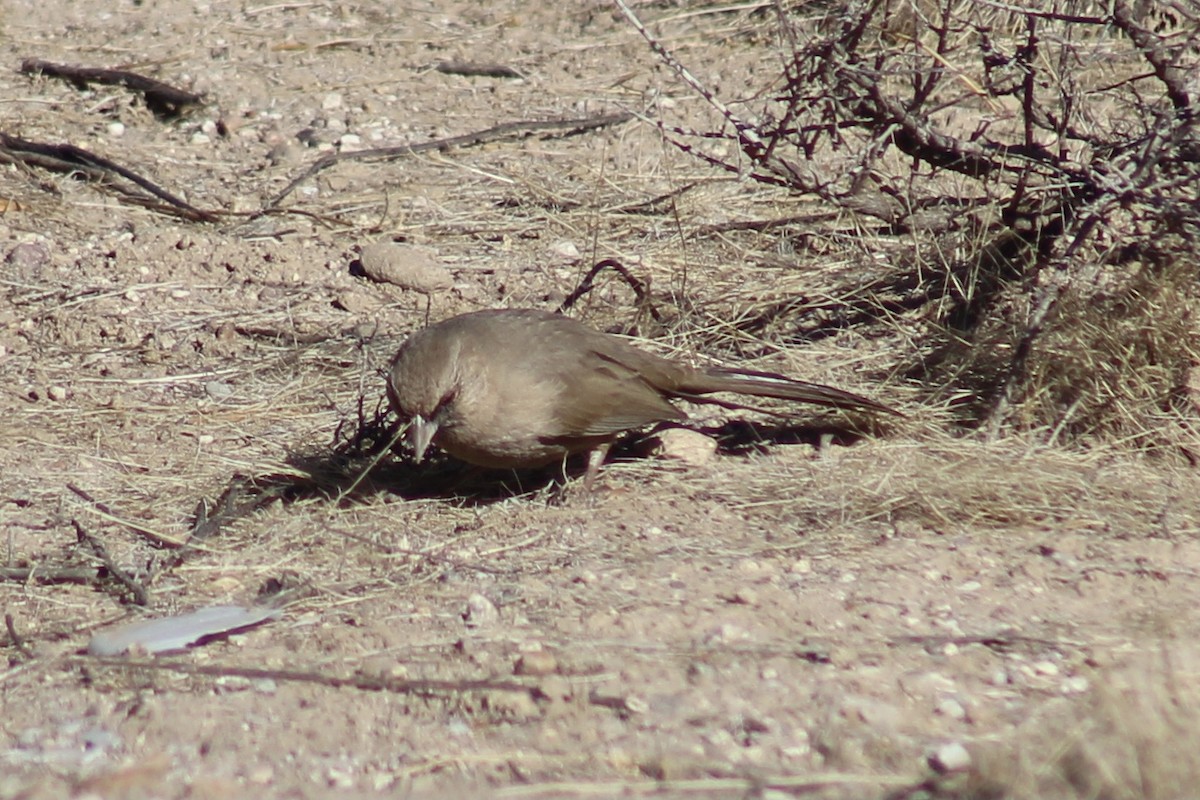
408;414;439;463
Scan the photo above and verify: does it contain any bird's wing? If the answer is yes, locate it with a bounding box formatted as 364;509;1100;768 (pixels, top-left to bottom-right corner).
551;349;686;437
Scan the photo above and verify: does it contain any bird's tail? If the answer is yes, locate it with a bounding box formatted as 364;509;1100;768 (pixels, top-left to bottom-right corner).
679;366;901;416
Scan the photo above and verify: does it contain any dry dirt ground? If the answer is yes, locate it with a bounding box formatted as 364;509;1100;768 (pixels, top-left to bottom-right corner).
4;2;1200;799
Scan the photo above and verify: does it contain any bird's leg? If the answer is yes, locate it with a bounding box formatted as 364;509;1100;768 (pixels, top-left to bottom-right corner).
582;443;611;492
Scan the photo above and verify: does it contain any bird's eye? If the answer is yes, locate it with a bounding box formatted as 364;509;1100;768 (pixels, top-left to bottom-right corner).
432;390;457;417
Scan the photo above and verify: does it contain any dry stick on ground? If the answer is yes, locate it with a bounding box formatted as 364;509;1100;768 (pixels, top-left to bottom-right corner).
0;566;103;585
140;475;297;590
265;111;633;210
434;60;524;79
81;657;649;712
4;613;35;660
66;482;186;548
71;520;150;606
82;657;536;697
19;58;204;118
491;774;915;799
0;132;217;222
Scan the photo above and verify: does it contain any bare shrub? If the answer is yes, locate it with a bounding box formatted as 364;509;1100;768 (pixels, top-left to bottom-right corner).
620;0;1200;451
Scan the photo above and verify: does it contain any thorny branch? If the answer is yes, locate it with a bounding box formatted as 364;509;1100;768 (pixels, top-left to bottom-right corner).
621;0;1200;435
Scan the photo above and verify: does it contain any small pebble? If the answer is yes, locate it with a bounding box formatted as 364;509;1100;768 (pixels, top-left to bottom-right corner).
46;385;68;402
736;558;763;575
485;690;540;720
321;92;344;111
5;242;50;278
358;656;409;681
514;651;558;676
623;695;649;714
551;240;581;261
928;742;971;773
248;766;274;784
267;141;303;165
1062;675;1090;694
731;587;759;606
842;696;902;728
935;697;967;721
327;767;354;789
80;727;121;753
790;559;812;574
655;427;717;465
107;121;126;137
205;381;233;400
464;593;499;628
703;623;748;644
334;290;375;314
350;321;379;340
538;674;573;704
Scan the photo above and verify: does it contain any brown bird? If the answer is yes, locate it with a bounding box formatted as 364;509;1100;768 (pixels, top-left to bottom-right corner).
386;308;898;482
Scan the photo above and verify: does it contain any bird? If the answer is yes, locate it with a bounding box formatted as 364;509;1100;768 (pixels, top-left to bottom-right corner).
386;308;898;483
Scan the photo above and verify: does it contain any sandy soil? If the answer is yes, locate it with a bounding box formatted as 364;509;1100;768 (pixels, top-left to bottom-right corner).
3;2;1200;799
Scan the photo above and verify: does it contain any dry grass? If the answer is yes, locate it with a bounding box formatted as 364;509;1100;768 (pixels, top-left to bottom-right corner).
938;645;1200;800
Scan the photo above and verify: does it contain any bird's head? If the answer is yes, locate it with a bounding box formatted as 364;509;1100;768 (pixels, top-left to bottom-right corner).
386;329;463;462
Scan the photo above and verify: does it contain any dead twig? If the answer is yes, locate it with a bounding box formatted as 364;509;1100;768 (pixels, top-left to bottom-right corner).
265;111;633;210
0;132;217;222
0;566;102;585
71;519;151;606
84;656;537;698
4;613;35;660
66;483;187;548
434;60;524;79
1110;0;1194;113
144;476;292;583
558;258;663;324
19;58;204;118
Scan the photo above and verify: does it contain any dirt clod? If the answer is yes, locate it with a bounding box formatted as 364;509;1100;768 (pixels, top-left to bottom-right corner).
357;242;452;293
